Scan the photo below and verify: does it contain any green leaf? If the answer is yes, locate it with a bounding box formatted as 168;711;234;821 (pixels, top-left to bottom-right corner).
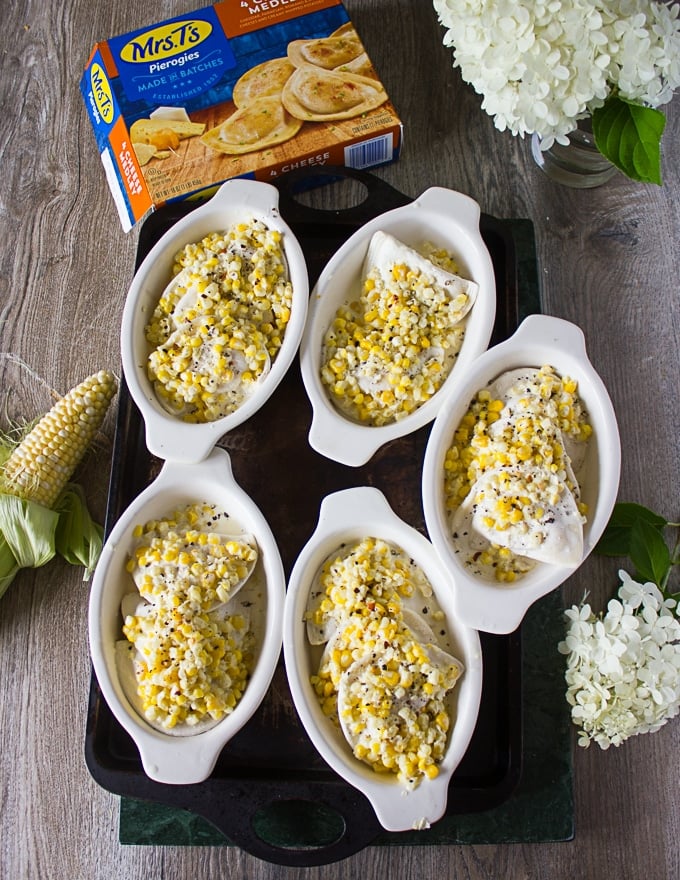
55;484;104;579
592;96;666;185
629;518;672;587
595;502;668;557
611;502;668;528
0;493;58;568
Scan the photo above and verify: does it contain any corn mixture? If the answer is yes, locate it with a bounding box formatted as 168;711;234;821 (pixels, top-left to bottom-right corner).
145;219;293;422
308;537;463;788
320;243;470;426
121;502;257;731
444;365;592;581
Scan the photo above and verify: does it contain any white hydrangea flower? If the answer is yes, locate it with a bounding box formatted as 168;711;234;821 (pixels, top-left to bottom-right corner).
433;0;680;146
558;570;680;748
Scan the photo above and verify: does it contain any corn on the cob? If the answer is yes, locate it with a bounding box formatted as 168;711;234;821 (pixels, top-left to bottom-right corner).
0;369;117;598
1;370;117;509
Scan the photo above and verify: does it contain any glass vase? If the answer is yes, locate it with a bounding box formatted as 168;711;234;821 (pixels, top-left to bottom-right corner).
531;119;618;188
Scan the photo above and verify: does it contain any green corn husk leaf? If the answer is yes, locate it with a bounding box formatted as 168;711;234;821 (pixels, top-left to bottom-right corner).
55;484;104;579
0;492;58;569
0;533;20;600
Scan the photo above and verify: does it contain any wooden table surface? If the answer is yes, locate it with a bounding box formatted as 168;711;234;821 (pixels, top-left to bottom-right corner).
1;1;678;877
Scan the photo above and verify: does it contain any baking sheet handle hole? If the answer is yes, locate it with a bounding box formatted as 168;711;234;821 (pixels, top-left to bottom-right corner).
287;173;370;212
251;799;346;851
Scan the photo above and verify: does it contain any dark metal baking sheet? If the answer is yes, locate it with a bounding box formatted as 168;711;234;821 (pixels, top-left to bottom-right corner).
85;167;529;867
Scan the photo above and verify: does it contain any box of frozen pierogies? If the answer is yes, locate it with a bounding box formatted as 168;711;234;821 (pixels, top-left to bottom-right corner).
80;0;403;231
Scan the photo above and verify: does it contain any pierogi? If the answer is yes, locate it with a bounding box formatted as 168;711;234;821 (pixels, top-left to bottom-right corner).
282;65;387;121
287;31;364;70
232;57;296;107
201;95;303;155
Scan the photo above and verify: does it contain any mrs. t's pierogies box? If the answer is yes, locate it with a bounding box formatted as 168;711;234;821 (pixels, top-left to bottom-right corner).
81;0;403;231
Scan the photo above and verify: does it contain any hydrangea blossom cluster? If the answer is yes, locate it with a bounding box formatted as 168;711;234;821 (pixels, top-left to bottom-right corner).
559;570;680;749
433;0;680;148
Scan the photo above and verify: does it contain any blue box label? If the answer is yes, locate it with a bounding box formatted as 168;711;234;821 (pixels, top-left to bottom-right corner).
107;6;236;106
81;48;121;142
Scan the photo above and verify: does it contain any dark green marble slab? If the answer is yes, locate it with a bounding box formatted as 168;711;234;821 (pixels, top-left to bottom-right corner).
119;588;574;847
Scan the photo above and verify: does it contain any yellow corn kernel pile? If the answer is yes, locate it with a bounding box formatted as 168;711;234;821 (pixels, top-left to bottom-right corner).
320;244;468;426
122;605;251;729
145;220;292;423
310;536;431;632
122;502;256;730
339;637;453;785
444;365;592;581
127;503;257;611
308;538;461;788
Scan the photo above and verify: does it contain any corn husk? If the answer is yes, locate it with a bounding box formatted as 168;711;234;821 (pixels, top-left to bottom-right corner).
0;493;58;568
0;483;104;595
0;491;58;600
0;369;116;597
0;534;20;601
55;484;104;579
